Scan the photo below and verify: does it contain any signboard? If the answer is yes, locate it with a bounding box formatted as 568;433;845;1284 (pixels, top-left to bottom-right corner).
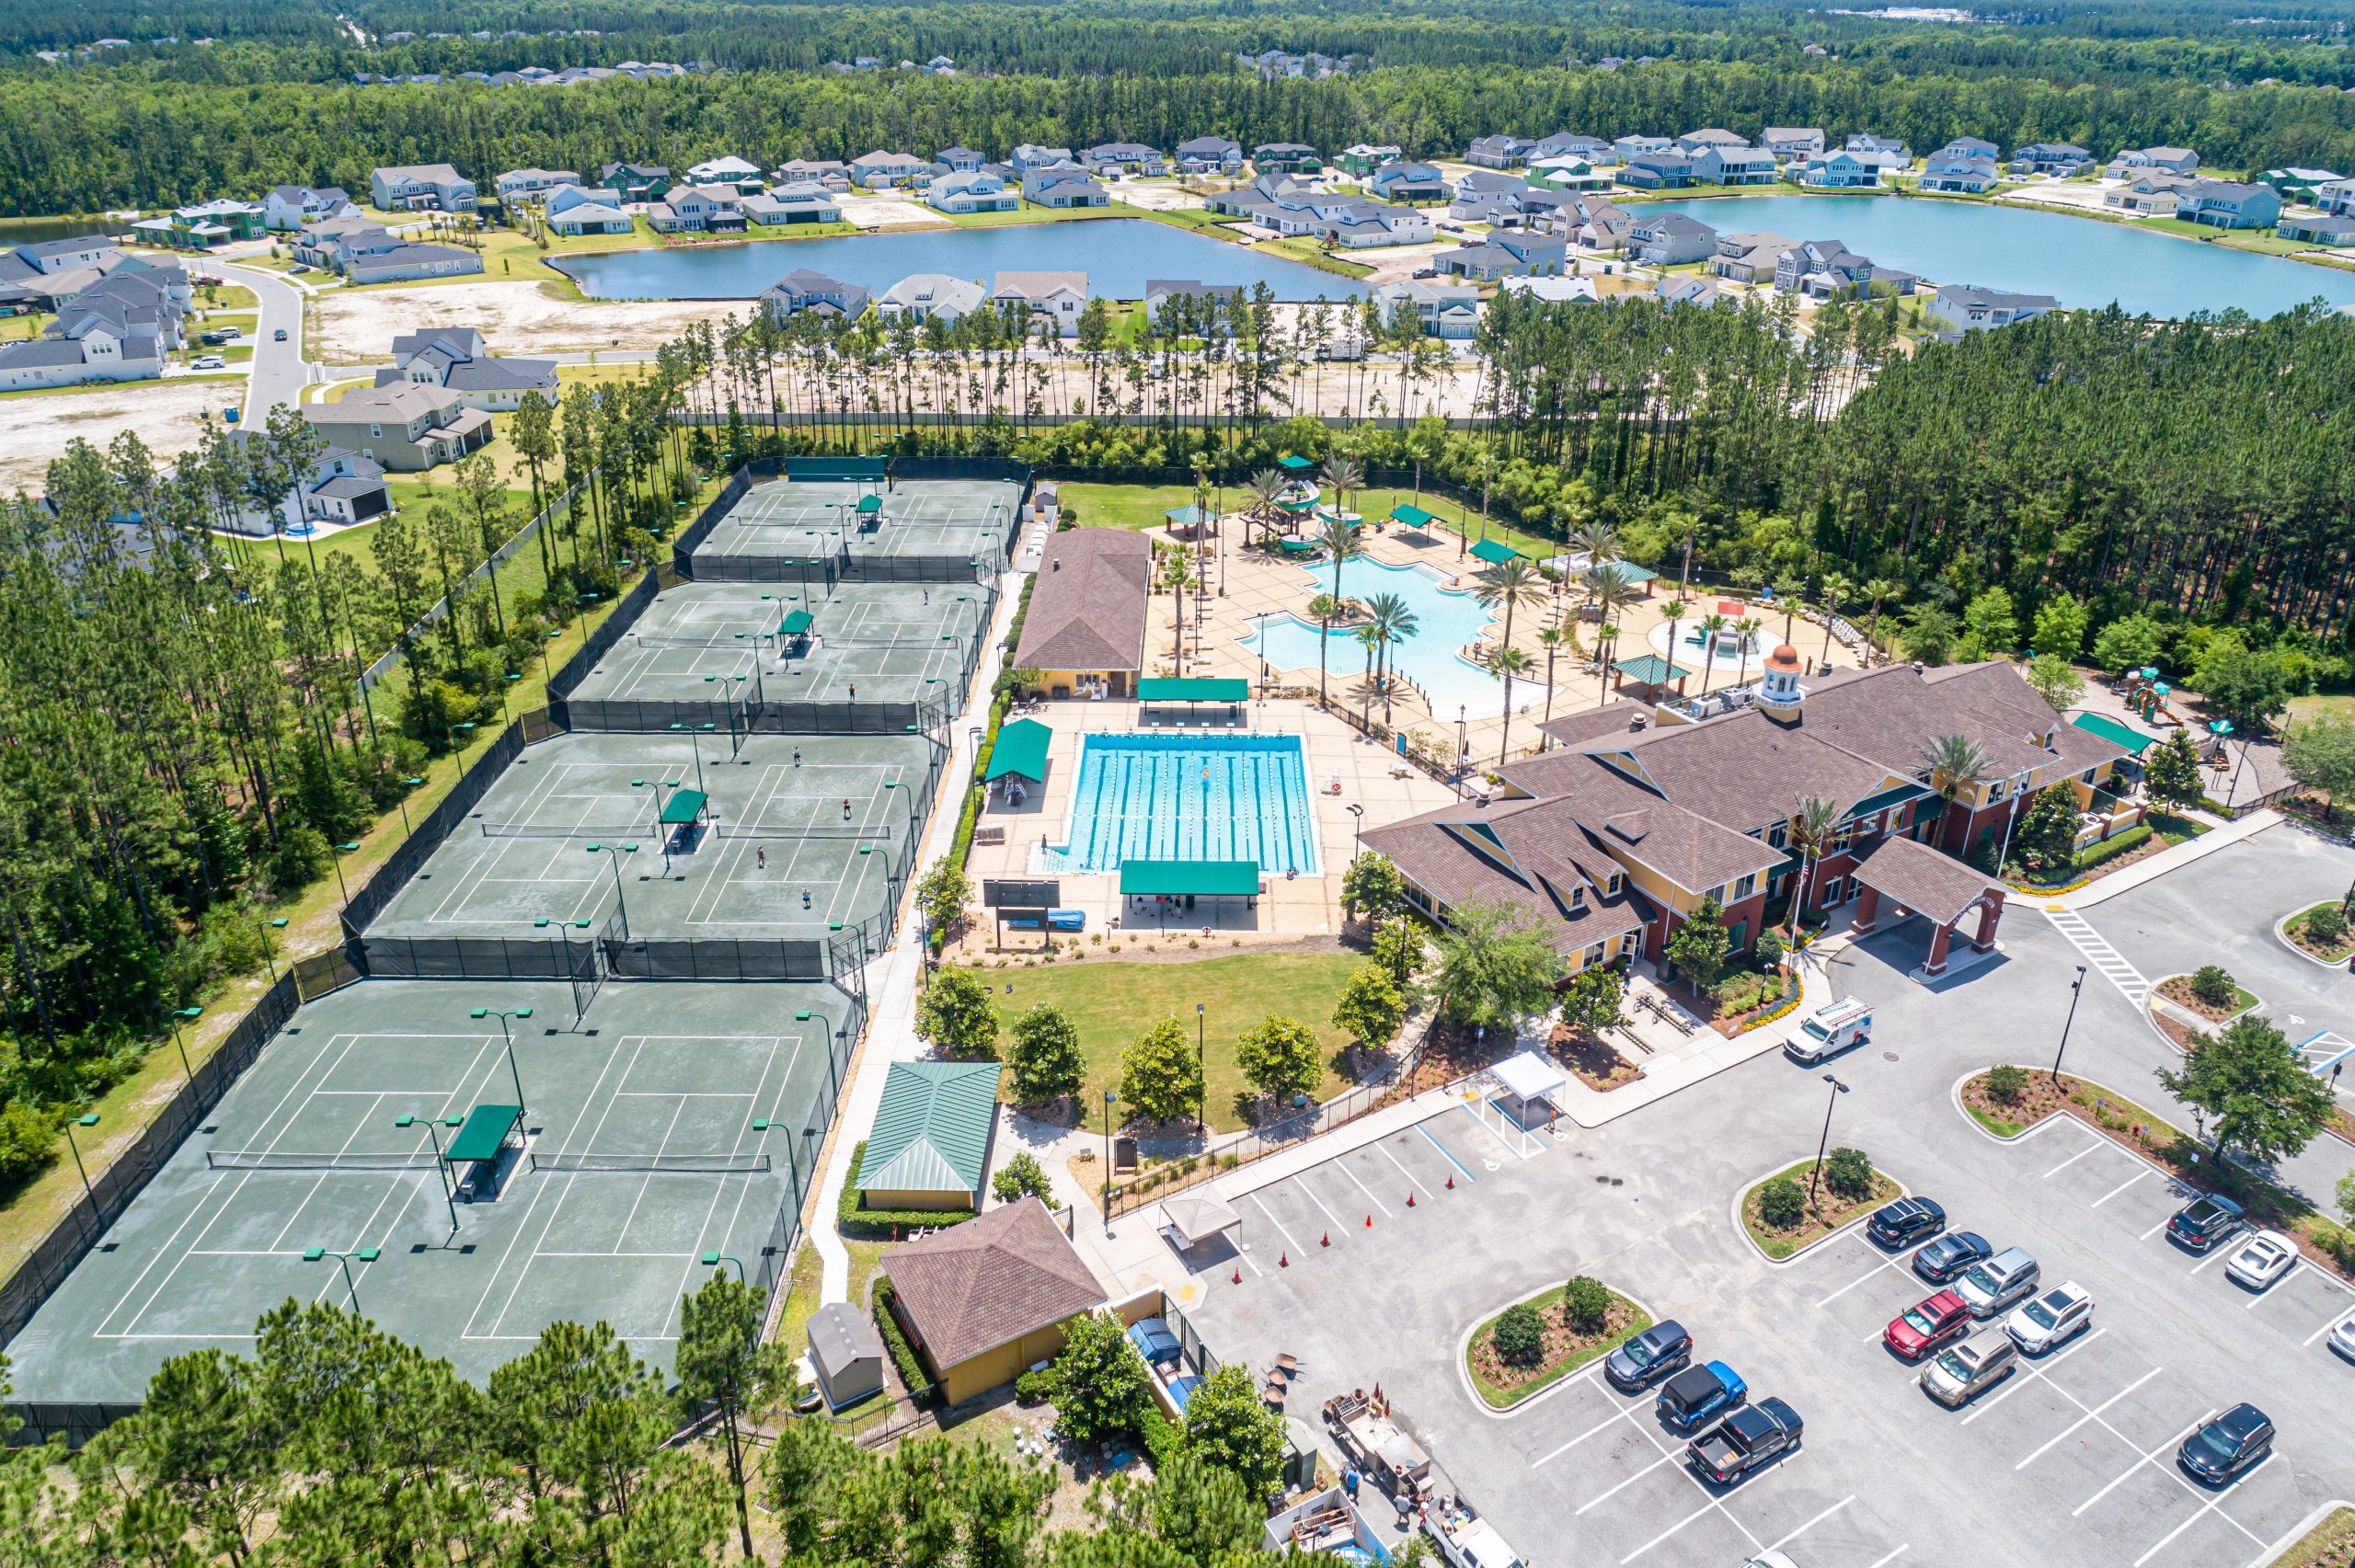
982;877;1061;910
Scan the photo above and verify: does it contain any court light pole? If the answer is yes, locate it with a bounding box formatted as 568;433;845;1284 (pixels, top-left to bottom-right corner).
167;1005;203;1085
698;1251;745;1284
395;776;425;837
2051;964;2088;1086
255;913;289;983
469;1006;534;1116
302;1245;381;1314
395;1113;466;1233
330;841;360;906
1806;1074;1850;1214
63;1113;99;1238
1101;1089;1118;1234
585;842;638;933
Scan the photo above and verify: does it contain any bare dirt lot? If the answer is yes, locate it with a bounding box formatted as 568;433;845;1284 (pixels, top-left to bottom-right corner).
312;280;740;362
839;196;951;230
0;378;239;494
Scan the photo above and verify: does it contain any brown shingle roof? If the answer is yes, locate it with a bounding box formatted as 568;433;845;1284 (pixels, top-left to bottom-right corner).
883;1197;1106;1369
1362;798;1651;953
1592;708;1896;833
1497;751;1783;891
1851;834;2001;926
1013;528;1150;673
1535;700;1655;750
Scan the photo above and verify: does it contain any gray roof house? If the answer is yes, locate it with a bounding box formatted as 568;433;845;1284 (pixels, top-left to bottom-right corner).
992;270;1088;335
1467;134;1534;168
1919;155;2000;194
1697;145;1778;185
2108;145;2200;178
376;326;557;411
342;241;484;286
1375;279;1483;338
761;269;870;319
877;272;987;324
1011;143;1075;172
370;163;477;211
1621;152;1698;189
2278;212;2355;246
302;383;492;471
850;150;936;189
1436;232;1568;280
1176;136;1244;169
2011;143;2093;176
1674;128;1749;154
263;184;356;231
1929;283;2057;340
936;146;986;171
1709;230;1798;282
1762;128;1825;161
1022;167;1109;208
1626;212;1717;265
2174;179;2281;230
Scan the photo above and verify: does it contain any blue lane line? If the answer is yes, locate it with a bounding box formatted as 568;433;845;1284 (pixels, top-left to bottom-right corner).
1415;1121;1476;1183
1459;1100;1534;1160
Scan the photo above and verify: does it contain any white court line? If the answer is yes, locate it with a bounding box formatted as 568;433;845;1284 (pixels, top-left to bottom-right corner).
1249;1193;1305;1258
2017;1367;2162;1467
1376;1139;1433;1201
2092;1170;2153;1207
1959;1326;2108;1425
2044;1138;2108;1178
1332;1155;1395;1219
2074;1413;2215;1516
2132;1459;2268;1567
1576;1452;1675;1514
1760;1495;1854;1556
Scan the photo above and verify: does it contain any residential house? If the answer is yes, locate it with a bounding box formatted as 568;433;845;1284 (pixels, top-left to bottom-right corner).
850;151;936;189
1010;143;1074;173
1844;133;1913;162
927;172;1018;213
774;159;852;193
1216;175;1432;244
1436;232;1568;280
1176;136;1245;173
263;184;356;230
1625;212;1717;265
1337;143;1403;176
1143;280;1240;313
377;325;557;411
936;146;986;172
1929;283;2057;339
288;215;396;270
1798;150;1883;189
495;167;579;203
1919;155;2001;194
1244;48;1349;78
1084;143;1167;176
1777;238;1912;298
741;184;842;225
1709;230;1798;282
1535;133;1615;164
1931;136;2000;166
545;189;632;235
684;155;764;194
369;163;477;212
1613;134;1673;165
877;272;987;325
1467;134;1534;169
1620;152;1699;189
1497;274;1600;304
649;185;747;233
302;382;492;471
1369;162;1452;202
154;199;266;247
925;56;956;74
2311;177;2355;216
247;444;393;529
1022;168;1109;208
1674;128;1749;155
2279;212;2355;245
992;270;1088;335
2101;172;2199;214
2011;143;2094;176
1012;526;1150;696
1374;279;1483;338
0;266;184;390
2174;179;2282;230
2107;145;2200;178
1528;156;1613;192
598;163;671;201
1252;143;1321;173
2261;166;2343;199
879;1198;1107;1405
760;269;869;319
1656;275;1725;309
344;242;484;286
1697;146;1778;186
1762;127;1826;162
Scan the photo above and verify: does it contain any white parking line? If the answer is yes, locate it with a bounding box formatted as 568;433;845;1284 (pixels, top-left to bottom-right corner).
1576;1451;1676;1514
2188;1248;2233;1275
2091;1170;2152;1207
1533;1391;1636;1467
2043;1139;2108;1179
2301;1309;2352;1347
1619;1498;1717;1565
2132;1458;2269;1567
1862;1549;1910;1568
1619;1399;1764;1558
1761;1495;1855;1556
1332;1156;1395;1219
2016;1367;2163;1468
1376;1140;1432;1201
2141;1215;2176;1241
1248;1194;1304;1257
1817;1249;1908;1307
1959;1327;2108;1425
2074;1413;2215;1516
1296;1174;1352;1239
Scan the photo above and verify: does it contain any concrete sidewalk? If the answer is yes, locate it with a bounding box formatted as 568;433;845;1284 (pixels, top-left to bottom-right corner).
2055;808;2280;910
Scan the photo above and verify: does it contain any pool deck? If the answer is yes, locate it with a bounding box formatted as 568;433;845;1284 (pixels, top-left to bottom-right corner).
955;699;1453;950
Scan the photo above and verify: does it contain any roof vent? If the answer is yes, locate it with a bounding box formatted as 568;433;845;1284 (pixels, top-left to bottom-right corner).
1627;713;1648;731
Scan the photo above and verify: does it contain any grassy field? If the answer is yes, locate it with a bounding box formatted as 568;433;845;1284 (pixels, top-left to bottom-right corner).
2290;692;2355;723
962;952;1365;1130
0;311;47;341
1247;235;1375;279
1056;480;1559;561
2271;1507;2355;1568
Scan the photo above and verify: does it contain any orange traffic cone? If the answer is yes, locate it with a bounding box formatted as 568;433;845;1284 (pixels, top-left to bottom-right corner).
1232;1265;1242;1284
1406;1192;1417;1207
1446;1174;1455;1190
1320;1230;1330;1247
1279;1251;1289;1266
1363;1214;1373;1229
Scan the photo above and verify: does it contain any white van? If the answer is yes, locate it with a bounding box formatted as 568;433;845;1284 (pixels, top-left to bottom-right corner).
1784;996;1872;1064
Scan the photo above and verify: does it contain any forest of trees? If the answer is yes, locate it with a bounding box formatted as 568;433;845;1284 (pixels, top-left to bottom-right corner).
13;0;2355;212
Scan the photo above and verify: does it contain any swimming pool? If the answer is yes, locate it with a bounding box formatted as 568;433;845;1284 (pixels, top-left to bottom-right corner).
1239;556;1549;720
1037;733;1321;876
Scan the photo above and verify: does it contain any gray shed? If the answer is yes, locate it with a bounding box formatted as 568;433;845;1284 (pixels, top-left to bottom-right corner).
808;1301;887;1409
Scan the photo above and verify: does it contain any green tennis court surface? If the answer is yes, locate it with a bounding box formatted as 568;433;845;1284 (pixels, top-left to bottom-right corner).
6;977;854;1400
363;730;940;945
696;477;1020;567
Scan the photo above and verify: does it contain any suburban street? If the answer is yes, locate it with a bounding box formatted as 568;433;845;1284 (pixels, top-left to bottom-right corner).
219;260;311;424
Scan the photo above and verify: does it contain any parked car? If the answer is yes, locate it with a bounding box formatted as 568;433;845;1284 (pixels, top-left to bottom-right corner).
1884;1290;1971;1359
216;326;242;339
289;263;312;273
199;330;229;346
2177;1403;2272;1483
2005;1282;2095;1354
1784;995;1872;1063
1913;1230;1993;1284
2326;1311;2355;1363
1955;1247;2040;1318
190;354;227;369
1656;1360;1746;1432
273;327;288;341
1604;1320;1692;1391
2166;1192;2246;1253
2224;1230;2299;1291
1685;1397;1802;1483
1868;1196;1947;1250
1920;1333;2019;1407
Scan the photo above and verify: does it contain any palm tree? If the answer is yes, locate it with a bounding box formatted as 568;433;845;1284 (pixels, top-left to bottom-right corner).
1315;517;1364;707
1696;612;1729;692
1536;623;1575;738
1569;521;1622;603
1352;624;1384;723
1492;645;1534;764
1773;572;1807;642
1363;590;1419;723
1783;795;1843;941
1918;733;1993;853
1474;555;1546;662
1659;596;1691;682
1861;578;1903;665
1734;616;1764;678
1819;572;1855;665
1244;466;1286;548
1321;452;1363;524
1582;563;1641;692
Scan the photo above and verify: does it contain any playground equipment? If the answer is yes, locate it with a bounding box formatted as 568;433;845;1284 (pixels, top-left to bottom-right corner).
2123;668;2180;726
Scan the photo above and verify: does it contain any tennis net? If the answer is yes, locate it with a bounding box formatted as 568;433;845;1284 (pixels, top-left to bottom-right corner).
631;632;768;650
206;1150;443;1171
708;824;895;842
480;821;650;839
530;1151;773;1173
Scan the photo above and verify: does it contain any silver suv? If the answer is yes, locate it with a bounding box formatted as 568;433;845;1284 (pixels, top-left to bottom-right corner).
1955;1246;2039;1318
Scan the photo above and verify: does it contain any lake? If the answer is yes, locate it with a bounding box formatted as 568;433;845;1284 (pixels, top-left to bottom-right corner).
1644;194;2355;318
551;217;1370;303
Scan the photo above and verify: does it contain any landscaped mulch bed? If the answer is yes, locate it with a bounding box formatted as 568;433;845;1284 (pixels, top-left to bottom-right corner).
1548;1023;1638;1092
2145;1003;2200;1052
1466;1286;1651;1408
2284;902;2355;964
2269;1506;2355;1568
2154;973;2254;1023
1741;1162;1901;1259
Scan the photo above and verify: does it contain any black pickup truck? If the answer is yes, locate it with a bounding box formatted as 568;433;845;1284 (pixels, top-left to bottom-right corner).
1685;1397;1803;1484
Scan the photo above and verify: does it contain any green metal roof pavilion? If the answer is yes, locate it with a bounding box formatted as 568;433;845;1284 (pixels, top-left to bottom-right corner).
854;494;883;515
1470;538;1520;566
1390;502;1439;529
446;1104;522;1164
1278;453;1315;471
985;717;1051;783
1609;654;1692;685
1135;677;1247;703
2071;711;2159;757
659;787;709;827
857;1060;1003;1196
1164;503;1209;529
1120;859;1260;898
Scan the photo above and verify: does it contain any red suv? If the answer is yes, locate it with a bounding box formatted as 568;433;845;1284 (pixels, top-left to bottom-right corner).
1884;1290;1971;1359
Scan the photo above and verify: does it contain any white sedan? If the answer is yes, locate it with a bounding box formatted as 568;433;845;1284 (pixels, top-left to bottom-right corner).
2223;1230;2299;1291
2329;1311;2355;1363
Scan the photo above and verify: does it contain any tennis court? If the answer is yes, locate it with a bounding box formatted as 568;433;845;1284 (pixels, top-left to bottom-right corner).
692;476;1022;578
362;729;941;957
5;976;855;1398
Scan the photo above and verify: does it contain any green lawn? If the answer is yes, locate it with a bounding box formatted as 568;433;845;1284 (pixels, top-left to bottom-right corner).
2289;692;2355;723
1055;480;1559;563
1247;235;1375;279
961;952;1366;1130
0;311;47;341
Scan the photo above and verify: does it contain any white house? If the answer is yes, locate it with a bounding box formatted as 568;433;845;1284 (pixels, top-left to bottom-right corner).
685;155;765;193
496;167;580;202
742;184;842;225
370;163;477;212
344;243;484;285
1929;283;2056;340
928;171;1019;213
376;326;557;411
877;273;987;324
264;184;357;230
992;270;1087;336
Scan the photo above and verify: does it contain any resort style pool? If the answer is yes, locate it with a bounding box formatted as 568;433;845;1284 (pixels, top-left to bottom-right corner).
551;218;1369;303
1645;194;2355;318
1241;556;1546;721
1039;733;1321;876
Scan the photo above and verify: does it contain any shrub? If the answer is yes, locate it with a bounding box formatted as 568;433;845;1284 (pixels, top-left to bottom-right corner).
867;1277;936;1403
0;1103;58;1186
1753;930;1786;970
2072;823;2152;871
992;1152;1052;1204
1013;1368;1052;1405
1757;1175;1806;1229
2307;903;2350;947
1562;1275;1612;1333
1823;1146;1874;1201
2190;965;2237;1009
1491;1302;1545;1365
1984;1063;2027;1106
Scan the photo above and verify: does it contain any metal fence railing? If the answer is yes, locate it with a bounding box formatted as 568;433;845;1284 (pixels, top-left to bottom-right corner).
1104;1073;1406;1218
340;723;526;944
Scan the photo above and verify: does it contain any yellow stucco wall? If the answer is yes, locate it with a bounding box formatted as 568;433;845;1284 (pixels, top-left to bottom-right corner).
936;1322;1079;1404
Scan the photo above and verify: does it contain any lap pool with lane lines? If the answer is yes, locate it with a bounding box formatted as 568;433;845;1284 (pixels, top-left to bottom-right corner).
1036;733;1322;876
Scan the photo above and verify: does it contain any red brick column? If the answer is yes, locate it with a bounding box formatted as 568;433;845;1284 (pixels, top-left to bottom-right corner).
1852;884;1882;934
1971;888;2005;953
1924;920;1953;976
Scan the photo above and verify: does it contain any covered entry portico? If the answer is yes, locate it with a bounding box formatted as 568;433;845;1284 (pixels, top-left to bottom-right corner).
1848;836;2005;979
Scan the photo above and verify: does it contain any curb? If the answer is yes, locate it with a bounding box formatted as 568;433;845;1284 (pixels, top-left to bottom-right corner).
2249;1499;2355;1568
1728;1158;1909;1268
1453;1277;1662;1420
2272;906;2354;970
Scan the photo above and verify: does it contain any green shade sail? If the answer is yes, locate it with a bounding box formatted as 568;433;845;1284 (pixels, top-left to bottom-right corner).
1119;859;1260;897
659;787;708;827
1469;538;1520;565
1135;677;1247;702
1277;453;1315;471
2071;711;2159;757
1390;503;1438;529
446;1104;522;1163
985;717;1051;783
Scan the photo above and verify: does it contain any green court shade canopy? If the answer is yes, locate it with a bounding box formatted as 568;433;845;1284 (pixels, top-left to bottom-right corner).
446;1104;523;1163
1136;677;1248;702
1120;860;1261;898
778;610;814;635
1277;453;1315;471
659;787;709;827
1390;503;1438;529
1278;538;1321;555
855;494;883;515
1164;503;1209;528
1470;538;1521;566
985;717;1051;784
2071;711;2159;757
1610;654;1692;684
